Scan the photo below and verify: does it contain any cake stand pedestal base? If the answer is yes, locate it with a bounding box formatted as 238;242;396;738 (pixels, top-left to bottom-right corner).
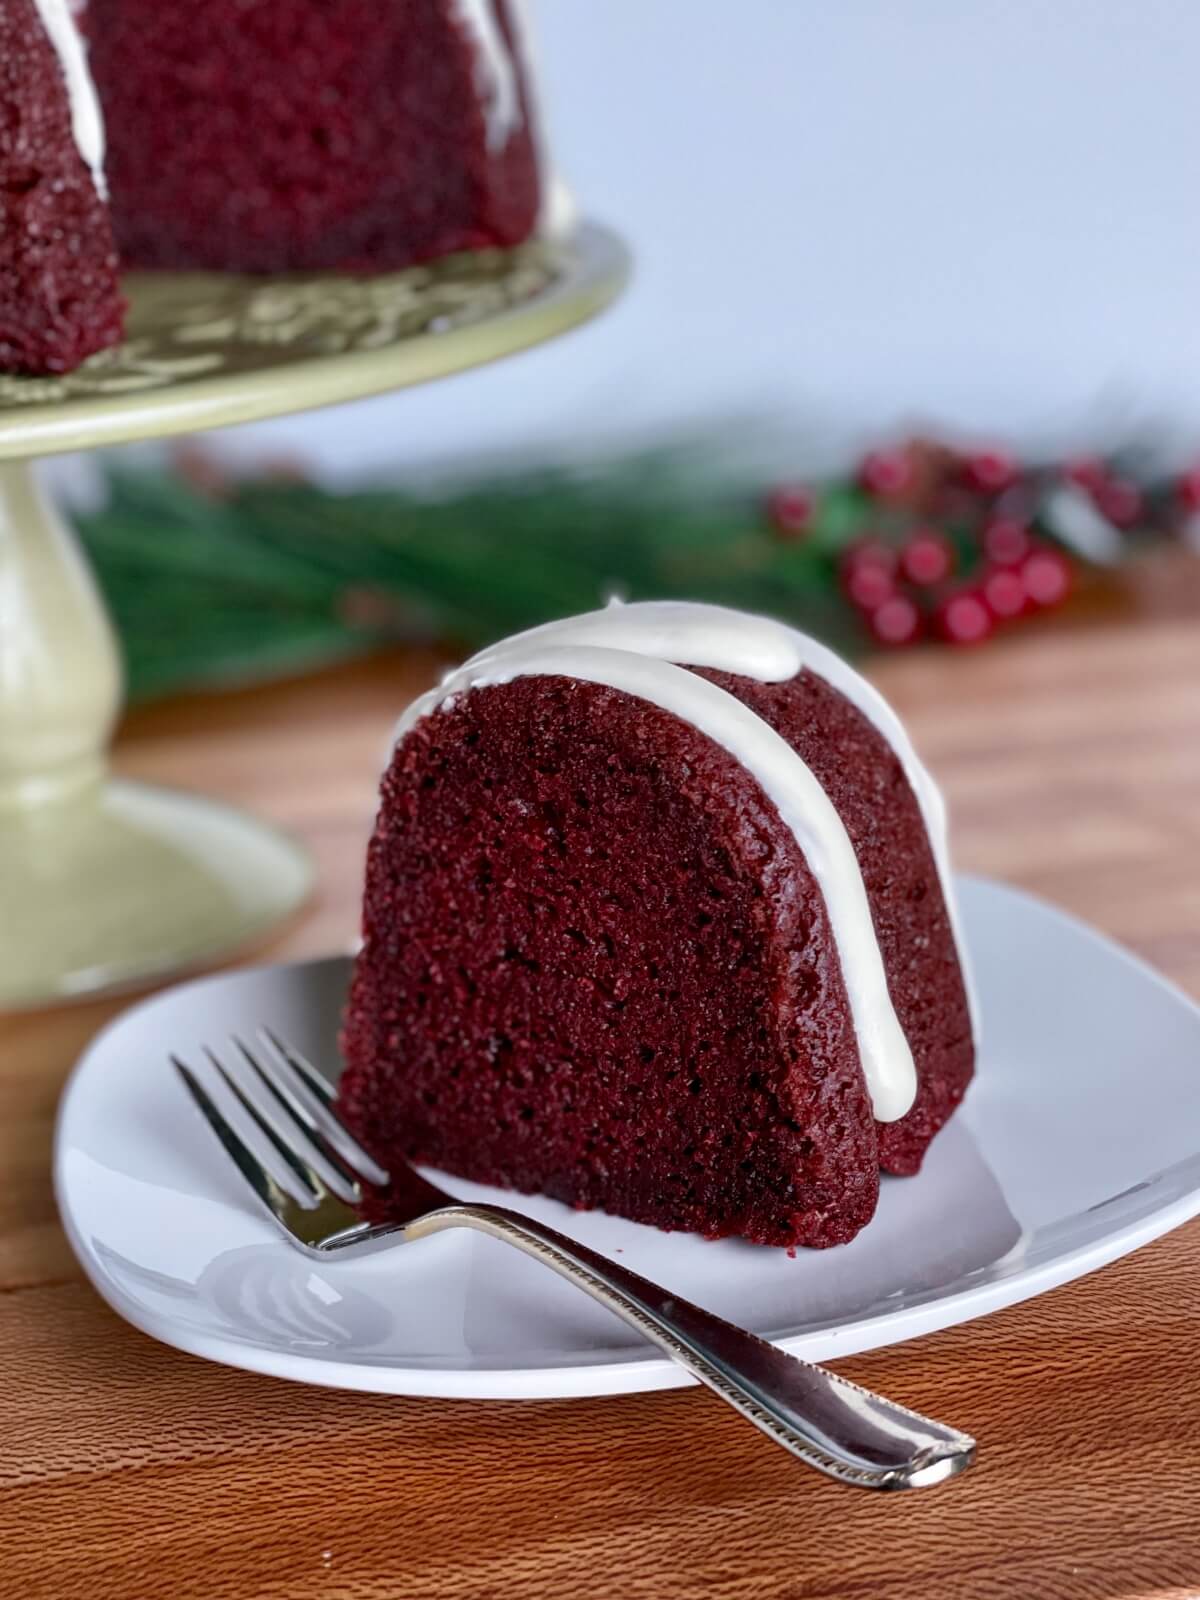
0;780;311;1010
0;458;311;1011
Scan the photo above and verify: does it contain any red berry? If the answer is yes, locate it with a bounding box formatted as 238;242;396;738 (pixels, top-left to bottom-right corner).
982;565;1027;620
840;537;895;575
172;444;231;499
935;588;994;646
1095;478;1142;528
840;539;896;609
860;450;911;498
1021;548;1073;609
1064;457;1109;493
899;528;954;587
868;593;923;647
1178;467;1200;512
964;450;1017;494
982;517;1031;566
846;562;896;610
841;535;895;570
766;483;816;537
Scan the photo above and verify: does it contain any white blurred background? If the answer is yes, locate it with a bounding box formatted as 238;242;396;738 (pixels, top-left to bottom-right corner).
204;0;1200;482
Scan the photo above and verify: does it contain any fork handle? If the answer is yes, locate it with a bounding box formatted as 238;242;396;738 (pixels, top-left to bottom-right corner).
399;1203;975;1490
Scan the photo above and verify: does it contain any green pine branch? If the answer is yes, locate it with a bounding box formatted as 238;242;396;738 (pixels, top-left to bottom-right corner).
79;456;858;703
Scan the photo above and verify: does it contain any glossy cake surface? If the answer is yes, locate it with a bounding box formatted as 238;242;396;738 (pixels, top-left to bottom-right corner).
340;603;976;1248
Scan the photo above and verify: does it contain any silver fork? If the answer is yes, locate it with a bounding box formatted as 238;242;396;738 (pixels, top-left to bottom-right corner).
172;1030;976;1491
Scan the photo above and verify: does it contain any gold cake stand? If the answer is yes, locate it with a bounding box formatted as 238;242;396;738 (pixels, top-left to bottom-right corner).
0;223;629;1009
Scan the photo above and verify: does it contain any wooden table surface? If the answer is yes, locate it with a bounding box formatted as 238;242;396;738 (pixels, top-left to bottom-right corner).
4;612;1200;1600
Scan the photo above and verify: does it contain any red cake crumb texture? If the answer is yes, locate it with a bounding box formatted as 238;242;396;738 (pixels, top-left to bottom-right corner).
2;0;544;373
339;606;976;1249
0;0;124;374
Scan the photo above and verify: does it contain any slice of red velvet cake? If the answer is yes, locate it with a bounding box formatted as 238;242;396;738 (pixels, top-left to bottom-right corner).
339;601;977;1249
0;0;124;373
83;0;545;273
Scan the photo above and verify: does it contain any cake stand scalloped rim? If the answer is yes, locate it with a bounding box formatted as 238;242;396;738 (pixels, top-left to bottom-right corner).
0;222;629;460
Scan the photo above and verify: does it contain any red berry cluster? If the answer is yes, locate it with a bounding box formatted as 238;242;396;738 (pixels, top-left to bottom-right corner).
765;443;1086;649
836;522;1071;647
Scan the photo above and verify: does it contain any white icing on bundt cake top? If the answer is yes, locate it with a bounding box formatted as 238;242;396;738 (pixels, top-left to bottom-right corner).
453;0;577;235
503;0;575;236
395;600;977;1125
33;0;107;196
448;0;522;151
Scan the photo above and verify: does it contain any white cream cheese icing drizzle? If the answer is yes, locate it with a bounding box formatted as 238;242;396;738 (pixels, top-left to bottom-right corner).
33;0;107;197
395;600;979;1124
451;0;575;234
504;0;576;236
449;0;523;152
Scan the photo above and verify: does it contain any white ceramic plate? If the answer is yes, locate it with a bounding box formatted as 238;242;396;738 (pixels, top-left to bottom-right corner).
55;876;1200;1399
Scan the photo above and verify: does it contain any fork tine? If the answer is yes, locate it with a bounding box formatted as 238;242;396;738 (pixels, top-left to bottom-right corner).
171;1055;296;1220
259;1028;390;1188
203;1047;323;1209
261;1025;337;1107
232;1036;363;1203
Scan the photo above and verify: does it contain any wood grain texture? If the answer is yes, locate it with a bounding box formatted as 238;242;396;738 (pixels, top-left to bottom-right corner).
3;614;1200;1600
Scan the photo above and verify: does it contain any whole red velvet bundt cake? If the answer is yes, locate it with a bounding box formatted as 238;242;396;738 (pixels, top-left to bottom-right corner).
3;0;550;372
0;0;124;374
83;0;543;273
339;601;978;1249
